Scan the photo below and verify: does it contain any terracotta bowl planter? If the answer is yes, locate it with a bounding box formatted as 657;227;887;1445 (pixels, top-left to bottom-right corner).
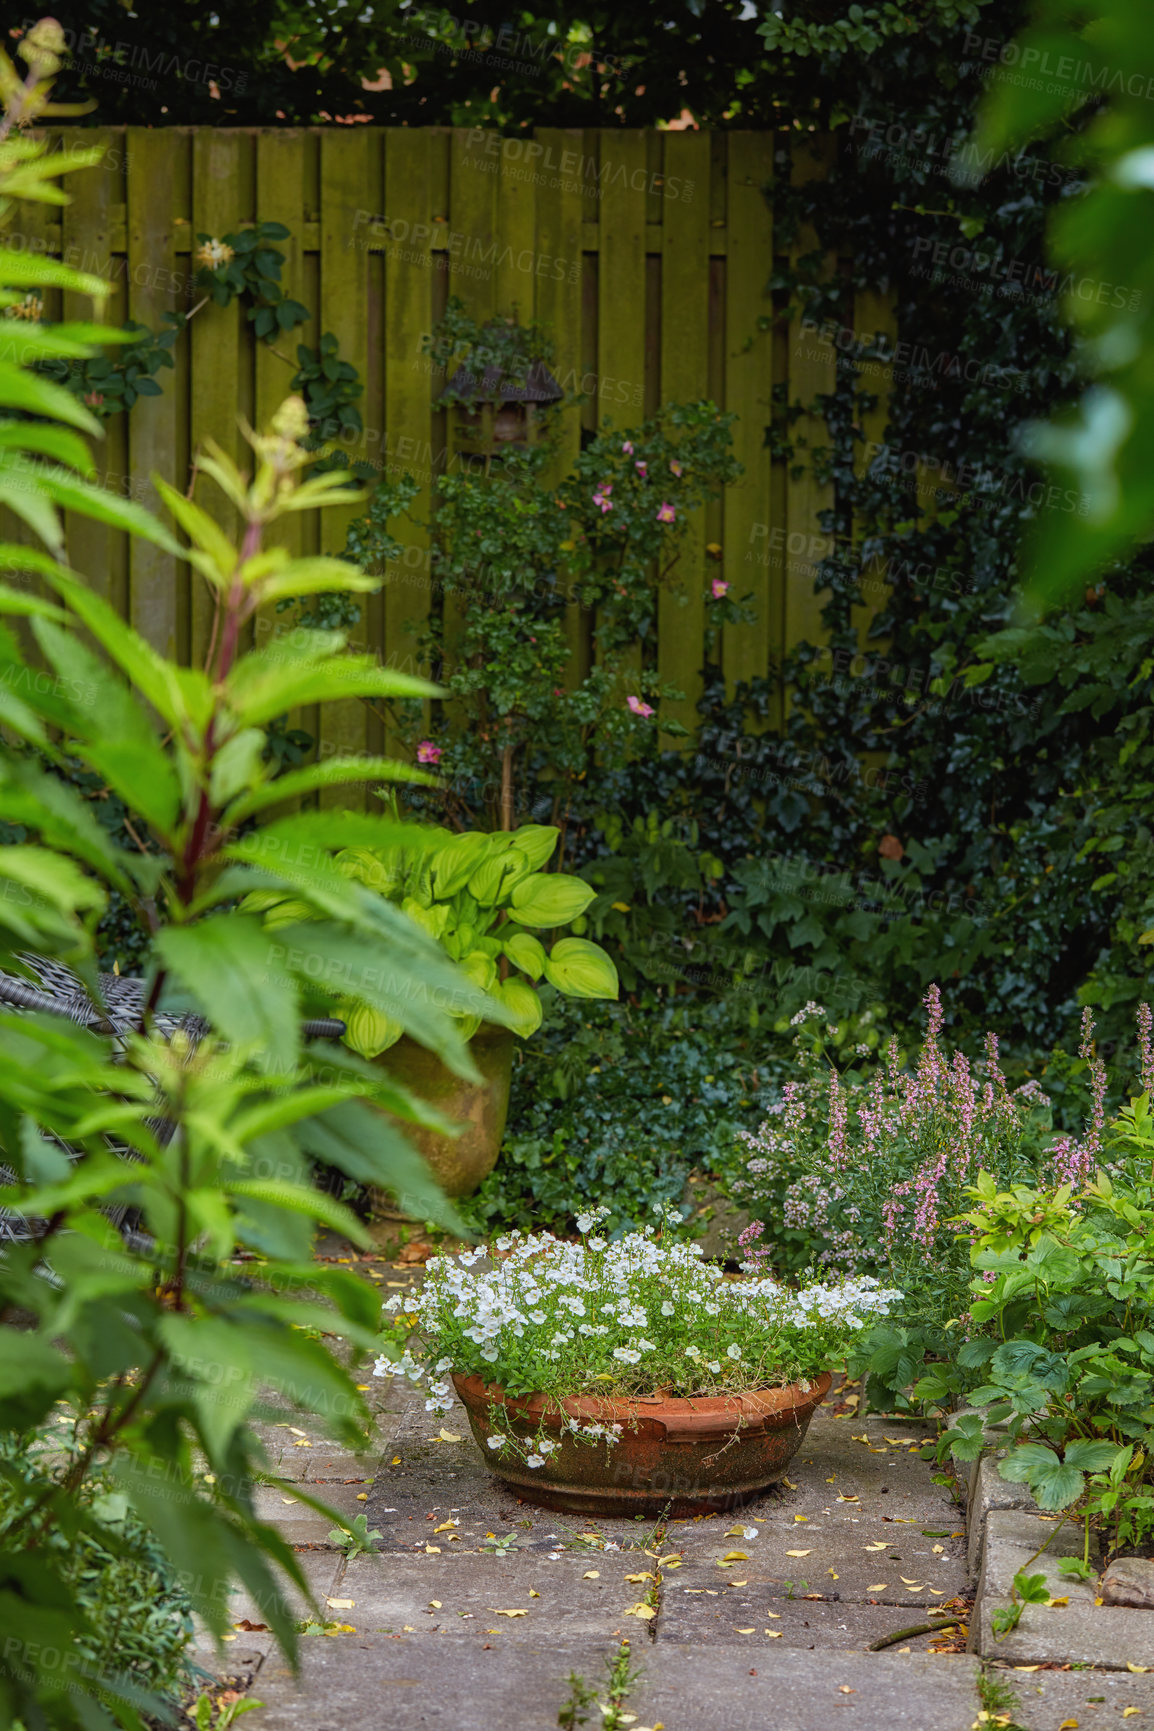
371;1023;515;1202
452;1370;832;1517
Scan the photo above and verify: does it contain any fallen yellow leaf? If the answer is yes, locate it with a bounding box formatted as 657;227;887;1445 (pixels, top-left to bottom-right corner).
433;1521;458;1533
785;1550;812;1558
794;1514;809;1523
828;1570;839;1581
932;1545;945;1555
356;1493;368;1501
583;1570;601;1580
624;1602;657;1620
765;1630;784;1639
1127;1664;1150;1674
864;1542;888;1552
840;1687;856;1695
720;1551;749;1562
766;1612;781;1619
1058;1721;1079;1729
1123;1709;1141;1718
658;1555;682;1566
428;1600;441;1609
492;1609;528;1618
868;1584;889;1593
529;1590;540;1598
1013;1666;1040;1672
663;1559;683;1570
725;1525;749;1538
391;1456;401;1465
1048;1596;1070;1608
625;1572;654;1584
288;1427;307;1437
293;1439;312;1447
729;1581;748;1587
783;1478;798;1490
438;1429;463;1443
326;1598;355;1609
735;1627;755;1634
280;1497;295;1505
900;1578;925;1588
425;1545;441;1554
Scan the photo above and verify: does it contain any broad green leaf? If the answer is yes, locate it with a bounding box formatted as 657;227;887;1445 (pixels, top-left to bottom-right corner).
224;629;440;726
1063;1439;1125;1474
0;421;94;473
157;1314;255;1457
295;1098;466;1233
542;936;620;1000
429;831;493;897
225;1178;370;1249
0;358;102;433
35;464;185;553
507;870;596;927
32;618;183;834
502;930;546;980
0;248;109;297
154;915;301;1069
492;974;544;1038
508;824;560;869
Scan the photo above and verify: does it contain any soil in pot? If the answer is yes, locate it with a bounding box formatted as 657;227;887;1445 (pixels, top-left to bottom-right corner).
453;1370;832;1517
370;1023;515;1202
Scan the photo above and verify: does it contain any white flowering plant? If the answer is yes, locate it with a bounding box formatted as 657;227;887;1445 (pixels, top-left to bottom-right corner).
374;1206;900;1467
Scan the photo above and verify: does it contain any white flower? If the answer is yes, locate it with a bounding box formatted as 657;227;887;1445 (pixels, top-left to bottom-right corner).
538;1439;557;1455
660;1301;675;1317
612;1347;641;1364
487;1435;504;1450
685;1345;701;1360
726;1343;742;1360
575;1213;595;1234
526;1454;546;1469
706;1360;721;1374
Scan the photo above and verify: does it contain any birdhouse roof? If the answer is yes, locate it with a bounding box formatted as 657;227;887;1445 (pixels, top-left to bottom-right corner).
440;360;563;404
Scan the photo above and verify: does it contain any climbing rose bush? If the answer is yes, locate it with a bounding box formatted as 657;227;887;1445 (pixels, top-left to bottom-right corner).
375;1208;900;1464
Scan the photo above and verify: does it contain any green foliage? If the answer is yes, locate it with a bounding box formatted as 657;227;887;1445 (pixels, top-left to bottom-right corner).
0;1431;195;1713
464;994;782;1237
0;90;488;1721
360;301;740;832
324;1511;381;1559
969;0;1154;607
939;1126;1154;1551
249;822;617;1056
195;220;309;341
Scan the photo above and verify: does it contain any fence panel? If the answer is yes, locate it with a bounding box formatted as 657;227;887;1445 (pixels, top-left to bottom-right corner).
4;126;892;754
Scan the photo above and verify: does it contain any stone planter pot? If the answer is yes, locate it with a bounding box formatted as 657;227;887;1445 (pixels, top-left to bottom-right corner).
452;1370;832;1517
371;1024;515;1201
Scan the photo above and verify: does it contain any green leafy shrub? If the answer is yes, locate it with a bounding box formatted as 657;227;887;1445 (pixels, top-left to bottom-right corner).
464;994;784;1236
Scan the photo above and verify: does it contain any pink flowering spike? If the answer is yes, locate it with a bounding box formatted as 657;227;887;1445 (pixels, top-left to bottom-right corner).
711;577;729;598
416;740;443;765
656;501;676;524
626;694;655;718
1139;1003;1154;1101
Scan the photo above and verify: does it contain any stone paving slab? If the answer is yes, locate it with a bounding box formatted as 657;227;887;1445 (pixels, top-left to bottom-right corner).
631;1645;980;1731
992;1665;1154;1730
973;1510;1154;1669
658;1585;961;1651
237;1635;621;1730
337;1549;661;1639
251;1481;375;1547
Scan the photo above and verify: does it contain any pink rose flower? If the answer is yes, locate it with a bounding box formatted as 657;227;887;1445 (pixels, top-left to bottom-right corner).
711;578;729;598
634;460;648;479
593;483;614;514
656;501;676;524
626;695;655;718
622;441;634;455
669;459;683;477
416;741;443;765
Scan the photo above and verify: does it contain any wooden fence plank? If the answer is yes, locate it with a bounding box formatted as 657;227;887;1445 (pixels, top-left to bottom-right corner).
125;128;184;659
61;128;121;611
784;134;837;701
317;130;376;799
189;130;248;670
534;128;588;688
722;133;774;698
382;129;434;753
658;129;712;742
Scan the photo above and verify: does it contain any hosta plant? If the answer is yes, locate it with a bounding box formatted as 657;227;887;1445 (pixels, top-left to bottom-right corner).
376;1206;900;1464
252;823;619;1057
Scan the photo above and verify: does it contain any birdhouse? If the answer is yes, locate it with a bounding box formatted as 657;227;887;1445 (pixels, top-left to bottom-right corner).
439;360;563;466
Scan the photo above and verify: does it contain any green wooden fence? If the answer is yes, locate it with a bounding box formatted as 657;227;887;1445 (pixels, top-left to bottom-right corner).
6;126;892;765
